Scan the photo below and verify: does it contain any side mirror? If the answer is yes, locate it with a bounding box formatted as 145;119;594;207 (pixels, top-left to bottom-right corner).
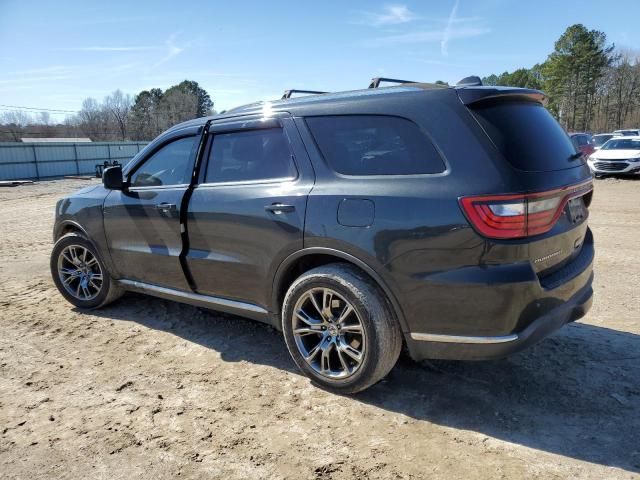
103;165;124;190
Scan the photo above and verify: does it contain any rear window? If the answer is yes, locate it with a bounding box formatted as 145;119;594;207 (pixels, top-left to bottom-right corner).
471;101;580;172
306;115;445;176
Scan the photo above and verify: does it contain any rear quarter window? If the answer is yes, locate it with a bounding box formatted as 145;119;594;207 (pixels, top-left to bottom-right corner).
471;101;580;172
305;115;445;176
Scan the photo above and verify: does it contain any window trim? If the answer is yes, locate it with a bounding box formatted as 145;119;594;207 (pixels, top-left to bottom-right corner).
303;114;449;178
199;125;300;187
127;133;199;190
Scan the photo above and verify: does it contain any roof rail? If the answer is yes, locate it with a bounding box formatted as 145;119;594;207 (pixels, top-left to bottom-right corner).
282;89;327;99
368;77;418;89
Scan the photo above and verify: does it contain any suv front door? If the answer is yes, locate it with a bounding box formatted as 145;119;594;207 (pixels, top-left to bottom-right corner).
185;115;314;310
103;128;201;290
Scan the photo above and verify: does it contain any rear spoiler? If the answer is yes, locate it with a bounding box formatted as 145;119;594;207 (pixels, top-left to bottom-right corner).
456;87;546;107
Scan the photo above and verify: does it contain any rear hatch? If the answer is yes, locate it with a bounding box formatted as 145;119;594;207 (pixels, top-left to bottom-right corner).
457;87;593;279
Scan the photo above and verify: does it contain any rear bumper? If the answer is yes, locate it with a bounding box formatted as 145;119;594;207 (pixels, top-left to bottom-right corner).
403;228;595;361
405;276;592;360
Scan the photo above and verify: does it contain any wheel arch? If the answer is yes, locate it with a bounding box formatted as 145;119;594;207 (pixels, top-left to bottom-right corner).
53;220;117;276
271;247;409;334
54;220;90;241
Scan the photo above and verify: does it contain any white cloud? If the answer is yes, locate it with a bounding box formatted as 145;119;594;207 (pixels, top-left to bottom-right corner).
364;24;490;48
359;2;490;55
153;34;186;67
356;4;417;27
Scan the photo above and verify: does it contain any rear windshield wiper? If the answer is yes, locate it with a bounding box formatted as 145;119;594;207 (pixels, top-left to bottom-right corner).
569;152;584;161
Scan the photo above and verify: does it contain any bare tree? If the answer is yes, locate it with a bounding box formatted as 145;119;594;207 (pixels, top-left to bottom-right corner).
0;111;32;141
76;98;108;140
104;90;132;141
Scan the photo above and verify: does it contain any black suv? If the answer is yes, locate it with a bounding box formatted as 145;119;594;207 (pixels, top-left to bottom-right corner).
51;78;594;393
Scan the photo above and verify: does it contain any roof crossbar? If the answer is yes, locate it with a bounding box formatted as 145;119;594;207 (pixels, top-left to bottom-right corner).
368;77;418;89
282;89;327;99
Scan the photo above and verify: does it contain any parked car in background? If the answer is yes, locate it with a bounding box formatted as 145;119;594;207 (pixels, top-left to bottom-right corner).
569;133;595;158
50;78;595;393
612;129;640;136
587;136;640;177
590;133;618;150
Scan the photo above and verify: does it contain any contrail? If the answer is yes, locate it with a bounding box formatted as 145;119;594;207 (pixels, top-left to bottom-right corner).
441;0;460;56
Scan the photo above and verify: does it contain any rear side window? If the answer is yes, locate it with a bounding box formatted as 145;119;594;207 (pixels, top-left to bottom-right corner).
471;101;580;172
205;128;297;184
306;115;445;176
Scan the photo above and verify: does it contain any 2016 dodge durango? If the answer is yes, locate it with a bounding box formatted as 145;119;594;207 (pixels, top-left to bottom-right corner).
51;77;595;393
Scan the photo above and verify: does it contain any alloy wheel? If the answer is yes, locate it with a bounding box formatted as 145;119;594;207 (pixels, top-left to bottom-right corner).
57;245;103;301
292;287;365;379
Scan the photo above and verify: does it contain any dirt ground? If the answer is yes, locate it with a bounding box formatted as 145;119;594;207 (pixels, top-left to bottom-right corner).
0;178;638;480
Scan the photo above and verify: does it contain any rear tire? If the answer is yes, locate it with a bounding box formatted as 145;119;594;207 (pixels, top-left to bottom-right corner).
282;263;402;394
50;232;123;309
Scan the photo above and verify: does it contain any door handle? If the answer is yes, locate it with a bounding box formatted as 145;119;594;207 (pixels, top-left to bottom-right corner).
155;202;177;211
265;203;295;214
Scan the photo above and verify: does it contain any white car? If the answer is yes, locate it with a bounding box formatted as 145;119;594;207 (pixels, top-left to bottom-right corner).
587;136;640;176
612;129;640;136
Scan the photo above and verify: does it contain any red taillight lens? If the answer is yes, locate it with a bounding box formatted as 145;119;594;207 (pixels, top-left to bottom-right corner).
459;180;593;239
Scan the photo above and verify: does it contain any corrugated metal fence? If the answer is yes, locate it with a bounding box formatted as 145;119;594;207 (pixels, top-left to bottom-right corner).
0;142;148;181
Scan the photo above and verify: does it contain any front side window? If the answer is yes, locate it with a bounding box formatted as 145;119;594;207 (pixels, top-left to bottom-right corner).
306;115;445;176
205;128;297;183
130;136;197;187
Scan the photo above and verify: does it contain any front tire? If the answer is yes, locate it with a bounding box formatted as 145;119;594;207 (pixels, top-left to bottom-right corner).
282;264;402;394
50;232;123;309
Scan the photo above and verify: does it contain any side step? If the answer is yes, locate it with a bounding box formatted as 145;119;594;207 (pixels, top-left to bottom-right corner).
118;279;269;322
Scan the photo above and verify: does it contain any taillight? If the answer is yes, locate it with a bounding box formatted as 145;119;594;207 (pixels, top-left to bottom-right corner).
459;180;593;239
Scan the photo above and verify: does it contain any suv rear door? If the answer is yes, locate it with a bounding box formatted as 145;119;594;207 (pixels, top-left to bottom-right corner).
184;114;314;310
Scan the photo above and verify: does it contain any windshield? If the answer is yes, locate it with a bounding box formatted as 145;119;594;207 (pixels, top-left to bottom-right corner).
592;135;613;146
602;138;640;150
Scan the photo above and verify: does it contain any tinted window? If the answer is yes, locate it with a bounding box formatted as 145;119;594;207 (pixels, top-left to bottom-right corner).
471;101;580;171
306;115;445;175
574;134;590;147
130;136;196;187
205;128;297;183
591;134;613;146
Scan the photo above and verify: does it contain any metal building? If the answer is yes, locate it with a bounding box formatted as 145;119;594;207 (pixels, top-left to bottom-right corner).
0;141;148;180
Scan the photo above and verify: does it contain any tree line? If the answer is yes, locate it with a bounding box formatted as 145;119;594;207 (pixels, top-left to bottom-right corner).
482;24;640;133
0;80;214;142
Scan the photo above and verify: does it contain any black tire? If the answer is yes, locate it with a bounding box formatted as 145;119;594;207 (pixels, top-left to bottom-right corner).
50;232;123;309
282;263;402;394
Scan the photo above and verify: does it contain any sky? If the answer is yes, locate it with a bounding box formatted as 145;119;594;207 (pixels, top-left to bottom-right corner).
1;0;639;121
